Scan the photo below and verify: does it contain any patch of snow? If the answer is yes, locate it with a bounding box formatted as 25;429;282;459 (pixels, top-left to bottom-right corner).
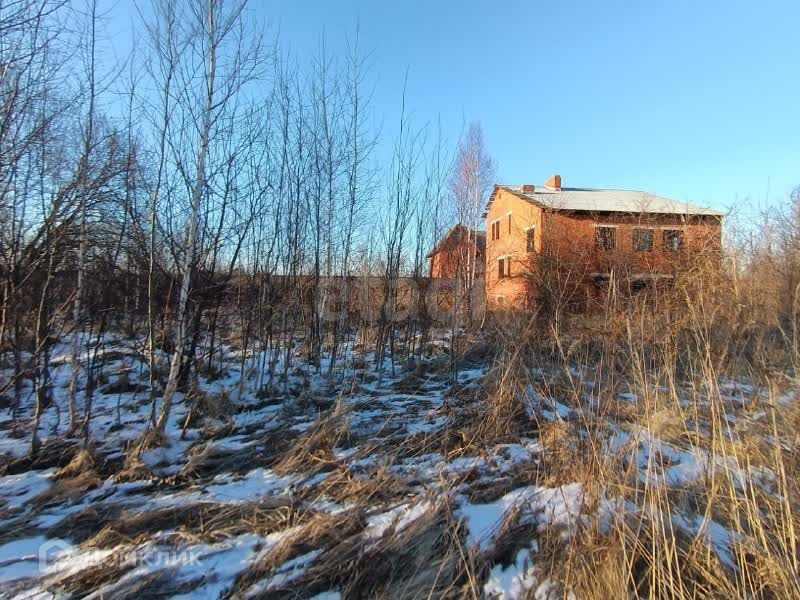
150;468;300;508
364;500;434;540
460;486;545;550
405;416;447;434
170;533;279;600
0;536;50;583
483;545;538;599
310;592;341;600
672;513;740;569
460;483;585;551
534;579;574;600
139;440;192;476
0;436;32;457
250;549;320;594
528;484;585;534
0;556;40;583
204;468;300;502
0;468;55;509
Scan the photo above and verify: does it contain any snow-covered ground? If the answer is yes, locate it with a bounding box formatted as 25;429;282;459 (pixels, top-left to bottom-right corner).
0;332;792;598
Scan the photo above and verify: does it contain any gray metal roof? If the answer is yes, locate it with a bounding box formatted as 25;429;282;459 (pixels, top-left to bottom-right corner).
502;185;725;217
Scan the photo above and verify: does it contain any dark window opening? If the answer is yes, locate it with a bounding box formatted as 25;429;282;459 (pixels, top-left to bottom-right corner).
498;257;511;278
491;220;500;240
595;226;616;251
633;228;654;252
526;227;535;252
663;229;683;252
507;213;512;234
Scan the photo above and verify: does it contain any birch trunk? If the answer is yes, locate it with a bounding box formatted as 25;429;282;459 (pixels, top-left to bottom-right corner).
155;0;217;433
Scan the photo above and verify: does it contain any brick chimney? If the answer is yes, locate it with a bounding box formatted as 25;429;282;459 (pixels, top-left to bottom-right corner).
544;174;562;190
521;184;535;193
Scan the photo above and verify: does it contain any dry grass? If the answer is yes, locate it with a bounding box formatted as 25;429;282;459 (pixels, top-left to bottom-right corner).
52;559;201;599
302;463;408;505
7;260;800;598
33;471;102;509
182;389;235;429
478;265;800;599
176;438;274;480
53;550;138;597
0;438;79;476
55;446;97;479
47;502;126;543
273;399;352;476
342;503;474;599
226;495;478;600
83;497;303;548
227;508;367;598
22;314;800;599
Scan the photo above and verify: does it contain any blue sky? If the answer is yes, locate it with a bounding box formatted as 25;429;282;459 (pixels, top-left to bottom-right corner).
109;0;800;215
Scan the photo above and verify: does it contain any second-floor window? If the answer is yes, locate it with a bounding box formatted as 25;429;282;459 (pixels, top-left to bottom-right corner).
526;226;536;252
633;228;654;252
663;229;684;252
491;220;500;240
595;226;616;251
508;213;512;234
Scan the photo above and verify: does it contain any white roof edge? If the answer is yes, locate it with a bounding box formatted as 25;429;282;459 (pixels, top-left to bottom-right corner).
499;184;725;217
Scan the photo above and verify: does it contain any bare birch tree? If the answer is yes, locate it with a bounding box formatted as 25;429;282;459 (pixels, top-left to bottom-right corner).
153;0;263;436
448;121;495;326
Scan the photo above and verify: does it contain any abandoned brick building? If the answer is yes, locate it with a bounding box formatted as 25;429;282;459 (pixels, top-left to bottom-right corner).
427;224;485;279
428;175;724;310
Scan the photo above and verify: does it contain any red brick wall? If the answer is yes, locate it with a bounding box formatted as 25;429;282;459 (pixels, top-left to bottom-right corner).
429;229;485;279
543;210;721;275
483;187;722;310
484;188;542;307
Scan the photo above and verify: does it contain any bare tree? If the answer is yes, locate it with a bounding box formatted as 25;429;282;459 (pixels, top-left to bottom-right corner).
448;121;495;326
153;0;264;436
328;26;376;375
136;0;185;426
374;74;423;376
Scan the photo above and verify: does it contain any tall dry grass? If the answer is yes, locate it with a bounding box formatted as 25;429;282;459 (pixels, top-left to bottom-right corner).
480;254;800;598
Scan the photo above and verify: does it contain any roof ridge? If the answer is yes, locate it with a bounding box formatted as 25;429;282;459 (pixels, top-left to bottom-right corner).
494;183;724;217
